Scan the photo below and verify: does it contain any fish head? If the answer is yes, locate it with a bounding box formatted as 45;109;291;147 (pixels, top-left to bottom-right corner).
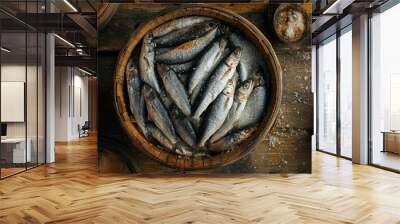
205;20;219;30
223;79;236;96
143;33;155;47
252;68;265;87
125;58;137;79
217;23;230;36
142;84;157;101
218;37;228;50
238;127;257;140
226;48;242;66
236;79;255;101
156;64;172;80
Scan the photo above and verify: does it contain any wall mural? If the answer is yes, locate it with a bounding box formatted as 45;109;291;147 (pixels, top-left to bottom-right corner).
98;3;312;174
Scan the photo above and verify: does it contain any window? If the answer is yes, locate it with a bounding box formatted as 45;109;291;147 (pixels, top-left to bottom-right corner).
370;3;400;171
339;27;352;158
317;36;337;154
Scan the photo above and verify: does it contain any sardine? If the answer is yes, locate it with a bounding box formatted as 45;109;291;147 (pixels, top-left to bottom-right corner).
142;84;177;144
209;78;255;143
159;87;173;109
157;64;191;116
230;33;264;81
155;21;218;47
177;73;189;86
147;124;174;151
175;140;193;157
169;60;195;73
152;16;212;38
139;33;161;93
125;58;148;137
208;127;257;152
171;108;197;147
234;85;267;129
190;48;231;105
188;38;227;96
193;48;242;118
156;27;218;64
198;76;237;147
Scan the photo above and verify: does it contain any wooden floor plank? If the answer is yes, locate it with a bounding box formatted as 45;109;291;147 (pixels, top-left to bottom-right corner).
0;135;399;223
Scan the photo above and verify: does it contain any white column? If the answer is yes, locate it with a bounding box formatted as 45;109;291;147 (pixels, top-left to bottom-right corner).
352;14;369;164
46;32;55;163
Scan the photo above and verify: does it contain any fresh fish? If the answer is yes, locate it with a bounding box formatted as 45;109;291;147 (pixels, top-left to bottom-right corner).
147;124;174;151
208;127;257;152
139;33;161;93
125;58;148;137
155;21;218;47
156;27;218;64
142;84;177;144
159;87;173;109
157;64;191;116
189;48;231;105
169;60;195;73
198;76;237;147
188;38;227;96
209;78;255;143
152;16;212;38
230;33;264;81
193;48;242;118
177;73;189;86
171;108;197;147
234;85;267;129
175;140;193;156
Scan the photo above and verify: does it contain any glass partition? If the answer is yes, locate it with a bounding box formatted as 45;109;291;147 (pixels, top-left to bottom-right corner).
317;36;337;154
370;4;400;171
0;1;46;179
339;27;352;158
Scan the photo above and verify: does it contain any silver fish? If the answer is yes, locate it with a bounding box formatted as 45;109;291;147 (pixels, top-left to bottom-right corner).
152;16;212;38
193;48;242;119
169;60;195;73
230;33;264;81
198;76;237;147
208;127;256;152
177;73;189;86
156;27;218;64
142;84;177;144
209;78;255;143
171;108;197;147
189;48;231;105
126;58;148;137
147;124;174;151
159;87;173;109
234;85;267;129
157;64;191;116
175;140;193;157
154;21;218;47
139;33;161;93
188;38;227;96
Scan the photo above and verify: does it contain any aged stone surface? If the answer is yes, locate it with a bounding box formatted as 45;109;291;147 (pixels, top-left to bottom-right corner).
98;3;312;174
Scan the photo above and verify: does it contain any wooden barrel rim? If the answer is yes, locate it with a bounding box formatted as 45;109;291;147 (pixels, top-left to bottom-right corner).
114;4;282;170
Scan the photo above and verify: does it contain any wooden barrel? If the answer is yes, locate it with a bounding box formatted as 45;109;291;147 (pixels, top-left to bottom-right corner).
114;5;282;170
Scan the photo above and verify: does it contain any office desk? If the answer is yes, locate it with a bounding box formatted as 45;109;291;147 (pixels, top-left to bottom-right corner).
1;138;31;164
382;131;400;154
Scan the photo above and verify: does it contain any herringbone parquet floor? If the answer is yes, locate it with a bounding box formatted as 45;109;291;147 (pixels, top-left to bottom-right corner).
1;135;400;224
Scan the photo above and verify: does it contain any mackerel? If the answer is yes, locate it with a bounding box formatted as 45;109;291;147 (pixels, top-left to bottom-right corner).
157;64;191;116
156;27;218;64
142;84;177;144
152;16;212;38
193;48;242;118
208;127;257;152
139;33;161;93
155;21;218;47
171;108;197;147
209;78;255;143
125;58;148;137
147;124;174;151
198;75;237;147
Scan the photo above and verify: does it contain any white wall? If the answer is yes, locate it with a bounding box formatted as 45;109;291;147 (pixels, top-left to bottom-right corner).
55;66;89;141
